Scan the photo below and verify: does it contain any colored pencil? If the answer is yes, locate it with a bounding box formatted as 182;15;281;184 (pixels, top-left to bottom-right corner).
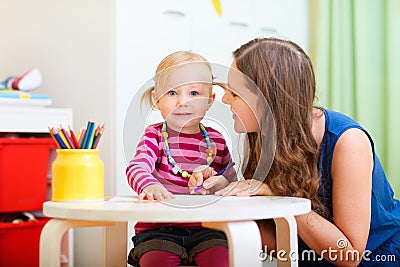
83;121;95;149
87;124;97;149
69;125;80;149
52;129;68;149
80;120;92;148
193;162;236;192
60;125;75;149
92;124;104;149
78;128;85;144
58;128;71;149
48;127;61;149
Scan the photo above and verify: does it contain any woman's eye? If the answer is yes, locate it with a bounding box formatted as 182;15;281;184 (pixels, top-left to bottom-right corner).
189;91;199;96
230;91;238;97
224;84;238;97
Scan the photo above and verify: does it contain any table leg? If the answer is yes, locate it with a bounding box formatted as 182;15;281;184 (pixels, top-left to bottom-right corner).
103;222;128;267
40;219;115;267
274;216;298;267
202;221;262;267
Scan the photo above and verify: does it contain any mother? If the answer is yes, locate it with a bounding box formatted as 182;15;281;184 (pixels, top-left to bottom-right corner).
190;38;400;266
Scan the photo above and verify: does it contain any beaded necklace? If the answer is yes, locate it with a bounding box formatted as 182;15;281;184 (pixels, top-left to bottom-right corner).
162;121;215;178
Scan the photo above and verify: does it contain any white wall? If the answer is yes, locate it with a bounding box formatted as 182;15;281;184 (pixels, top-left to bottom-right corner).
116;0;310;196
0;1;114;266
0;0;309;266
0;0;115;196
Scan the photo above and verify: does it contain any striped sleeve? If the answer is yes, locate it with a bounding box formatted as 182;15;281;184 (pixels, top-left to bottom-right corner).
126;125;162;193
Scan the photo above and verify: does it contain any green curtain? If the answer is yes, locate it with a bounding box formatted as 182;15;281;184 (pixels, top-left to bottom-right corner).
310;0;400;197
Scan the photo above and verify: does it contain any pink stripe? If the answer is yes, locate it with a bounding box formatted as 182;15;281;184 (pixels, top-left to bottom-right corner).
129;166;151;178
135;146;157;158
130;156;154;168
128;160;153;173
128;170;147;191
167;137;223;148
157;163;172;173
167;140;226;152
138;136;158;151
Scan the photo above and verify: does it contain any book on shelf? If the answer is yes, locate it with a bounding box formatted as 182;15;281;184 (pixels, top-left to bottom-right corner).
0;89;52;107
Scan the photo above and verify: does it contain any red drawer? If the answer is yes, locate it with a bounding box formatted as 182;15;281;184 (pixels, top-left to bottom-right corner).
0;138;55;212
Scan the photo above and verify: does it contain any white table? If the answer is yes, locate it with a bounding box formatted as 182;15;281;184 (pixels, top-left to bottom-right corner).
40;195;310;267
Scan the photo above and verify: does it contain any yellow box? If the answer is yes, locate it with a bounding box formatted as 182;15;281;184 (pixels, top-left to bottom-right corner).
51;149;104;201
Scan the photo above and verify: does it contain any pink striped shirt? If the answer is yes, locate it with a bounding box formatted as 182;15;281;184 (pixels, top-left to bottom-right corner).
126;122;236;233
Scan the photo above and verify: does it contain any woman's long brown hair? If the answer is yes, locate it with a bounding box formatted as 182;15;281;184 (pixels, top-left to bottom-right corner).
234;38;327;216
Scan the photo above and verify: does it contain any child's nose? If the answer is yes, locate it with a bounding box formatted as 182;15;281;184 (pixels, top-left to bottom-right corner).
177;95;189;106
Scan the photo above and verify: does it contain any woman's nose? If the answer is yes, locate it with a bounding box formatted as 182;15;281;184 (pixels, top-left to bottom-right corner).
222;92;231;104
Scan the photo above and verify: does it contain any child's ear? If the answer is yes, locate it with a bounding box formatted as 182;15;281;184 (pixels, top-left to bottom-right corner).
152;91;159;109
207;92;216;110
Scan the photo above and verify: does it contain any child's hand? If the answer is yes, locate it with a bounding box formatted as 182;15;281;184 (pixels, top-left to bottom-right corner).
189;165;229;194
188;165;216;195
139;184;174;201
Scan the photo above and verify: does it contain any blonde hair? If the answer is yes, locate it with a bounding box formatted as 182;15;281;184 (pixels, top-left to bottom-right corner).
141;51;218;109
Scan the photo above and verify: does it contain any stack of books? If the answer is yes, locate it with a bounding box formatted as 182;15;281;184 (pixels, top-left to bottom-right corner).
0;89;51;107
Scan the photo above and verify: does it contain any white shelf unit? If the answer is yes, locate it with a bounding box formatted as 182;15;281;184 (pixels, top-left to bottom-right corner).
0;106;72;133
0;106;74;267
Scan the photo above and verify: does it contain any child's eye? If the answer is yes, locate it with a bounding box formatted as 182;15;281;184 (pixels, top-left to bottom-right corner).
167;90;177;96
189;91;199;96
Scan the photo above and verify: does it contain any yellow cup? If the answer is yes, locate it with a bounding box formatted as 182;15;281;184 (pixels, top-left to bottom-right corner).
52;149;104;201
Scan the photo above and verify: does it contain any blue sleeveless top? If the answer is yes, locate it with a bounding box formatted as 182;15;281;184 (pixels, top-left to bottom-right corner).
299;109;400;266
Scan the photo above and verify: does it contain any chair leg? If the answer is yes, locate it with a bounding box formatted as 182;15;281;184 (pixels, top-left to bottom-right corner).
104;222;128;267
40;219;115;267
203;221;263;267
274;216;298;267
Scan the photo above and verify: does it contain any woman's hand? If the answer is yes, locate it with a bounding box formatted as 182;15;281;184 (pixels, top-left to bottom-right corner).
138;184;174;201
215;179;274;196
189;165;230;195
